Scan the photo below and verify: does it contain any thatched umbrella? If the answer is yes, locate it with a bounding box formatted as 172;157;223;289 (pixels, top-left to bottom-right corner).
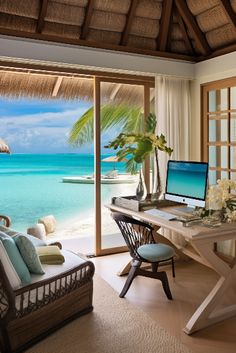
0;138;11;153
102;155;127;169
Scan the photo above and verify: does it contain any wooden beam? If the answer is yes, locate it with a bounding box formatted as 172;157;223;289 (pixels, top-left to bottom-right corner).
0;27;196;62
175;0;211;56
219;0;236;28
80;0;95;40
37;0;48;33
120;0;138;46
52;76;63;97
156;0;173;51
110;84;122;101
175;6;195;55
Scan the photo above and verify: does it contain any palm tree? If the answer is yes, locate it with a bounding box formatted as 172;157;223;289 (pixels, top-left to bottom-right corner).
68;104;144;147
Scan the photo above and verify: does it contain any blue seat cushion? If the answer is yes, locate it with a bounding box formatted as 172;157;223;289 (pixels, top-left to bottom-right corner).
137;243;175;262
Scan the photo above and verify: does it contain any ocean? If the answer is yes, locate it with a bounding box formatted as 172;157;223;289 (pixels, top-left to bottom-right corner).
0;153;129;232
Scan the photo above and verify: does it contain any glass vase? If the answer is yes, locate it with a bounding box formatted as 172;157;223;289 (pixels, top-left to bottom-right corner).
136;169;147;201
151;148;161;202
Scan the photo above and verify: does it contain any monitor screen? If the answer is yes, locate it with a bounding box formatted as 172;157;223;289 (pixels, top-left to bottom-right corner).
165;160;208;208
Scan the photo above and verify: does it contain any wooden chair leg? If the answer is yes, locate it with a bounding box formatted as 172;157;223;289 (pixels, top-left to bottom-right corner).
119;261;141;298
171;257;175;278
151;263;159;272
159;272;173;300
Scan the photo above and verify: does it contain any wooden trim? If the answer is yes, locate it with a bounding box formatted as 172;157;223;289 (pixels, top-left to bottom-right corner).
120;0;138;45
37;0;48;33
175;0;211;56
0;28;195;62
144;84;150;192
156;0;173;51
197;43;236;62
80;0;95;40
94;77;101;256
175;6;194;55
201;77;236;90
219;0;236;28
0;59;155;85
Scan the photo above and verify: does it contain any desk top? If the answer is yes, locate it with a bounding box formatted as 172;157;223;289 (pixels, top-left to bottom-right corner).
106;204;236;242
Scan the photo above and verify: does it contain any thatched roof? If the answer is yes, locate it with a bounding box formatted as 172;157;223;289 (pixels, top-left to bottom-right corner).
0;67;146;105
0;138;10;153
0;0;235;62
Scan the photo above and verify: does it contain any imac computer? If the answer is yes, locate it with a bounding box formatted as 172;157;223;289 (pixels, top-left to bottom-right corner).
165;160;208;212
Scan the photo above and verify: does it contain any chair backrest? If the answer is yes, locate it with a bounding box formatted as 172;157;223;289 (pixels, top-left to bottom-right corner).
111;212;155;260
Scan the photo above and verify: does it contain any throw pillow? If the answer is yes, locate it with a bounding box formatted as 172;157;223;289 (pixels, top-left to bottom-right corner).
38;215;56;234
14;235;45;275
0;231;31;284
0;240;21;289
14;232;47;247
27;223;47;242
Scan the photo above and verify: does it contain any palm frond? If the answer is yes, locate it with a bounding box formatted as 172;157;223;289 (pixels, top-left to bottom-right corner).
69;104;143;146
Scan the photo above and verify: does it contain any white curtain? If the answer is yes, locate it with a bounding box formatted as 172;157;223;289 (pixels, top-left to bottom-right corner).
155;75;191;247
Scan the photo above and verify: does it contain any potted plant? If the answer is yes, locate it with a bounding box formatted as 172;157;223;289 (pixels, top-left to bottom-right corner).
105;113;173;201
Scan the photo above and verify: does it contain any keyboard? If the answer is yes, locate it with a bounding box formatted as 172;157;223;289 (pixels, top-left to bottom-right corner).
144;208;176;220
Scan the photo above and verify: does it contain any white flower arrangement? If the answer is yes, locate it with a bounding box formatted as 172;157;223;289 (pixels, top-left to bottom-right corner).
195;179;236;223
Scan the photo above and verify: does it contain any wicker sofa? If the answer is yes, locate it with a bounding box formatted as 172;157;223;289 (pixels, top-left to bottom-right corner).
0;216;95;353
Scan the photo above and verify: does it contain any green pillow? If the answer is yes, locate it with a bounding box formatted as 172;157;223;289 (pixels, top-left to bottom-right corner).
0;231;31;284
14;235;45;275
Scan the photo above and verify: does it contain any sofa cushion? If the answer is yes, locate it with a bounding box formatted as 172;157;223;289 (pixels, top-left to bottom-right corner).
14;235;45;275
0;240;21;289
0;231;31;284
29;250;88;284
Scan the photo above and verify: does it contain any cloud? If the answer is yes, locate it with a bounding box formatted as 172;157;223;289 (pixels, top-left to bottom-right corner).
0;106;91;153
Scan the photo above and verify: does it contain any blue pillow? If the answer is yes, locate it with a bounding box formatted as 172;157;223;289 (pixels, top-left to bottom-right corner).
14;235;45;275
0;231;31;284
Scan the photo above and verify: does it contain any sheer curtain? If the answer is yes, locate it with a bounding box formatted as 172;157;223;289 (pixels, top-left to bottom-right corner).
155;75;191;247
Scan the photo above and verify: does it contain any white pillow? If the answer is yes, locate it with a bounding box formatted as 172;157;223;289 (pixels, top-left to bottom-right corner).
0;240;21;289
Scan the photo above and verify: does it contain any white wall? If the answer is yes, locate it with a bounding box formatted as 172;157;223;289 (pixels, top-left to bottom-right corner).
190;51;236;160
0;35;195;78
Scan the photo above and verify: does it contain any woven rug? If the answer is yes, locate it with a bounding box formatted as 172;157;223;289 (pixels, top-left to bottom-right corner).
26;275;192;353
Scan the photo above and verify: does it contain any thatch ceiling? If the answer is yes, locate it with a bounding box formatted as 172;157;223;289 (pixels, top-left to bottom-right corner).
0;68;148;105
0;0;235;62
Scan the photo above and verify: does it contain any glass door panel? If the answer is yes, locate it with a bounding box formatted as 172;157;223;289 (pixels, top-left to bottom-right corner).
99;80;144;251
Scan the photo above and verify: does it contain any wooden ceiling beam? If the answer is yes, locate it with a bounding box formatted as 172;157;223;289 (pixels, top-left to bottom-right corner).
219;0;236;28
174;0;211;56
175;6;195;55
120;0;138;45
80;0;95;40
37;0;48;33
52;76;63;97
156;0;173;51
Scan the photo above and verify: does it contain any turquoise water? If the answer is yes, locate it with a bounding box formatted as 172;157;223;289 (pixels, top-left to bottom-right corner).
0;154;127;231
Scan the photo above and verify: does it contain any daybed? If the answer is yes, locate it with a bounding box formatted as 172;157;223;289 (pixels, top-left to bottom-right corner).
0;215;95;353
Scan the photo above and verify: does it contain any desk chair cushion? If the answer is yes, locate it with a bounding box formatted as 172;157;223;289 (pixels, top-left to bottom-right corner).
137;243;175;262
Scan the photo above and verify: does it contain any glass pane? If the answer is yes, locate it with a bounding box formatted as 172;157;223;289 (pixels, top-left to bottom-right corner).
100;81;144;250
208;169;222;185
209;118;227;142
230;113;236;142
221;171;228;179
230;87;236;109
209;146;228;168
208;89;228;112
230;172;236;181
230;146;236;169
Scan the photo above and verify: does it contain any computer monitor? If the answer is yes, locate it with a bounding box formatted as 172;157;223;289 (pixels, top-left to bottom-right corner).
165;160;208;209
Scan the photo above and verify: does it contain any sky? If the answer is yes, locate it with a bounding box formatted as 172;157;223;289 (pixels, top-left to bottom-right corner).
0;97;115;154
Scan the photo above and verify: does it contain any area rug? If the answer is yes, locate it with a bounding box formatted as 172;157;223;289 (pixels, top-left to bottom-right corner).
26;275;192;353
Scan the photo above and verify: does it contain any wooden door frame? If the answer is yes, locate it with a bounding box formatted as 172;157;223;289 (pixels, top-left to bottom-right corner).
94;77;153;256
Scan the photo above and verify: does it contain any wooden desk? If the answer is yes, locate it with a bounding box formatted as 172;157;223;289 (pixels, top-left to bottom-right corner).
107;204;236;335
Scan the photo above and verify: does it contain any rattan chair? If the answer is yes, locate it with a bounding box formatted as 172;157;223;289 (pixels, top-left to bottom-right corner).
112;212;175;300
